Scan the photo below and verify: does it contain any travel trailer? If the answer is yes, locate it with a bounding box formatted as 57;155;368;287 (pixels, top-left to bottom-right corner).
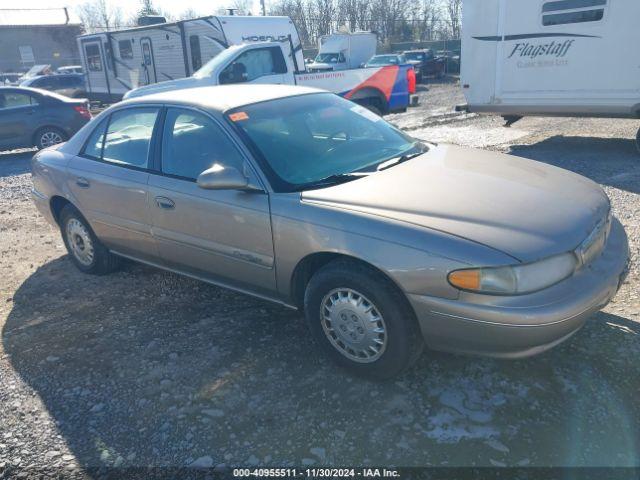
460;0;640;148
78;15;304;103
307;31;377;72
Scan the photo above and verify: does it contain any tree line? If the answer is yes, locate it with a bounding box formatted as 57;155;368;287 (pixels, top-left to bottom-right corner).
77;0;462;46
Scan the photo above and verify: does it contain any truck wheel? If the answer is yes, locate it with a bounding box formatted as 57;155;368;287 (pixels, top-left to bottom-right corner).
363;103;382;116
304;259;424;380
59;205;120;275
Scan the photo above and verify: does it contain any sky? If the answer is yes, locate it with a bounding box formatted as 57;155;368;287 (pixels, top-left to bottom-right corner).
14;0;265;20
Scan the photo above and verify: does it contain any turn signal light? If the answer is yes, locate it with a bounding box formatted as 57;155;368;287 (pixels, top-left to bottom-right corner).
448;269;480;290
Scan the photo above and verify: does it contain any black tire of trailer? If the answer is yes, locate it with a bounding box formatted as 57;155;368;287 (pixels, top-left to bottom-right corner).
350;88;388;115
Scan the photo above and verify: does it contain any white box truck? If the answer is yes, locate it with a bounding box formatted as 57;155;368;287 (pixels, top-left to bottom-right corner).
307;32;377;72
78;15;305;103
460;0;640;146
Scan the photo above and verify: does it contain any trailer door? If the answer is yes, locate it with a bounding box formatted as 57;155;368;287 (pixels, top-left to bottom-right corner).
140;38;157;85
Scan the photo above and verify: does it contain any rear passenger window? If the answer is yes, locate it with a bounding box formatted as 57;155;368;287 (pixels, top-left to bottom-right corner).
542;0;606;25
161;108;244;180
0;92;38;109
102;108;159;168
83;118;108;159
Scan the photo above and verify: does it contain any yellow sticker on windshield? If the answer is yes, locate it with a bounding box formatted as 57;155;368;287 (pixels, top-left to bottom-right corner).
229;111;249;122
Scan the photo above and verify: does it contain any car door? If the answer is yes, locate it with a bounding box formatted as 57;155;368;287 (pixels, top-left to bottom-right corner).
147;107;277;296
66;106;160;262
0;90;41;149
218;45;291;86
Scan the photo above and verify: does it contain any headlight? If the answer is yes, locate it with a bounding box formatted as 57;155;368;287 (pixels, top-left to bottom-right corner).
448;253;577;295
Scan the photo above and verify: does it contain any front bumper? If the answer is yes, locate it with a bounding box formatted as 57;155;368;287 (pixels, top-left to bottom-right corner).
408;218;630;358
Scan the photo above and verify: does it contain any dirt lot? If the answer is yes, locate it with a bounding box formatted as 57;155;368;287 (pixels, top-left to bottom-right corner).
1;81;639;476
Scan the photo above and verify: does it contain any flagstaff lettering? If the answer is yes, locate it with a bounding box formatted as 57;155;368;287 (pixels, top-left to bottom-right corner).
508;39;575;59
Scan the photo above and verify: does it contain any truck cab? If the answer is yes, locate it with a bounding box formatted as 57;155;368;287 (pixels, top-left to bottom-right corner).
125;41;415;115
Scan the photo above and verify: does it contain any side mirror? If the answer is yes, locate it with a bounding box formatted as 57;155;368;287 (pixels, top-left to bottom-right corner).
197;164;249;190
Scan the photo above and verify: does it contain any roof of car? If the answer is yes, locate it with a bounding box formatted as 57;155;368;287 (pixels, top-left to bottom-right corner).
123;84;324;112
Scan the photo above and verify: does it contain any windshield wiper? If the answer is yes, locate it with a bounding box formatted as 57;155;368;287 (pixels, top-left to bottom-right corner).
299;172;369;190
376;152;424;171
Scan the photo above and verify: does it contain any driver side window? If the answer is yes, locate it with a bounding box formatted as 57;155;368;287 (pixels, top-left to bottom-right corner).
161;108;244;180
219;47;287;84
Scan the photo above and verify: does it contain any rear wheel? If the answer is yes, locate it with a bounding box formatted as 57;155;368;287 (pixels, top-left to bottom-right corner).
304;260;424;379
35;127;66;150
59;205;120;275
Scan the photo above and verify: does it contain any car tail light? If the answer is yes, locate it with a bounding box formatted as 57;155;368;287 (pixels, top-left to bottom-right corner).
407;67;416;94
73;104;92;120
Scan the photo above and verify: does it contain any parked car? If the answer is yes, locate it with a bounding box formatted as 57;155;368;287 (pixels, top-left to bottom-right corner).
364;54;408;68
56;65;84;75
0;73;22;86
436;50;460;73
18;64;52;83
0;87;91;151
21;74;87;98
31;85;630;379
402;49;445;81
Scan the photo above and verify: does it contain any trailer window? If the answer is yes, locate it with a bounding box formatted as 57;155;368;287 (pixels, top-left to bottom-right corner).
85;44;102;71
542;0;606;25
190;36;202;71
118;40;133;59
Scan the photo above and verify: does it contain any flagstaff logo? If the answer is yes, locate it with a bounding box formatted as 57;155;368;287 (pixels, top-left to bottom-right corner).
508;39;575;59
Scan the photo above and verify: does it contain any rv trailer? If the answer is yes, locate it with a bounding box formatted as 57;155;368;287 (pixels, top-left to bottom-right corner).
78;15;304;103
460;0;640;148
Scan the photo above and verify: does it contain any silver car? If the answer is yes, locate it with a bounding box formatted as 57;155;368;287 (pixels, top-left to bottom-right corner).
31;85;630;379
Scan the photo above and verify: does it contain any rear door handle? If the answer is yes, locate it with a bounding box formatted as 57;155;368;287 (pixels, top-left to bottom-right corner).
75;177;90;188
155;196;175;210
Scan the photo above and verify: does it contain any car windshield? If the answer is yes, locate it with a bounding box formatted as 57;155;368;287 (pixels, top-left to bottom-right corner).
404;52;423;61
227;93;426;192
315;53;341;63
367;55;400;66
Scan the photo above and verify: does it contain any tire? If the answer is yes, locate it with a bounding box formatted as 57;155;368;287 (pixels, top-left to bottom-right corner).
304;259;424;380
59;205;120;275
362;103;382;116
35;127;66;150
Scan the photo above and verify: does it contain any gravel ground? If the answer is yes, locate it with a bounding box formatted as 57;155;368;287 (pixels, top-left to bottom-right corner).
1;80;639;477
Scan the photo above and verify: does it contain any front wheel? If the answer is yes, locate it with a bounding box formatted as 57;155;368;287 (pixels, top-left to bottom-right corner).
304;260;424;379
59;205;120;275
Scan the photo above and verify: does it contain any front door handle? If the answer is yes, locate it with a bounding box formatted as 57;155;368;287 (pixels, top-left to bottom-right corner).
75;177;90;188
155;196;175;210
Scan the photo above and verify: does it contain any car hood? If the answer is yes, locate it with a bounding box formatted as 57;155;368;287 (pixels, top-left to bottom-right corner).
301;145;609;263
124;77;200;99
